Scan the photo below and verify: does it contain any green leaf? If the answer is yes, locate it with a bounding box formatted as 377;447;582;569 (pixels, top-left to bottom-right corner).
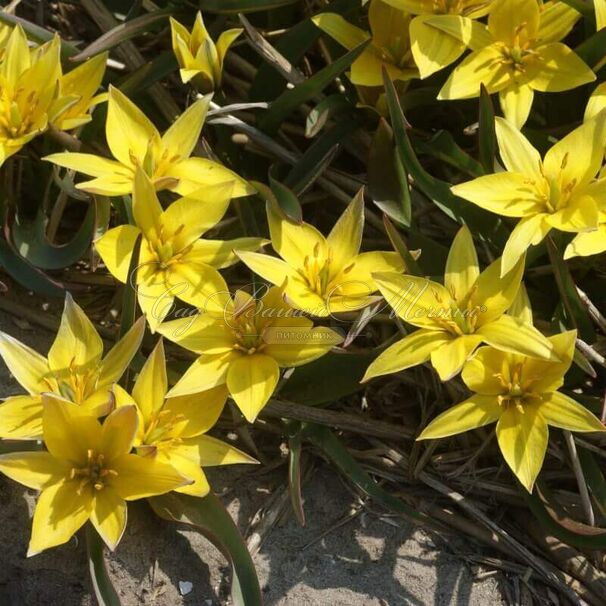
287;422;306;526
578;448;606;518
368;119;411;227
575;28;606;69
119;53;179;97
0;237;64;298
415;130;484;178
70;9;172;61
383;215;422;277
560;0;594;17
200;0;300;11
11;205;95;270
302;424;423;520
522;482;606;550
259;41;369;134
0;13;78;58
149;492;262;606
86;525;122;606
253;179;302;223
280;351;374;406
305;94;352;138
478;84;496;174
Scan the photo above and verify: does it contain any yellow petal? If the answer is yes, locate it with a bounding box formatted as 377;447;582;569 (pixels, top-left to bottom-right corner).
97;316;145;386
564;225;606;259
350;50;417;87
540;392;605;433
186;237;266;270
132;341;167;423
42;393;102;462
338;251;405;292
156;314;234;355
187;434;257;467
462;346;511;394
496;401;548;492
362;329;452;381
477;315;554;360
451;172;545;217
1;25;30;82
538;1;580;44
439;45;511;100
410;15;467;79
226;354;279;422
47;293;103;375
326;190;364;272
0;332;51;394
91;487;127;550
94;224;141;283
164;385;229;438
508;283;534;325
160;182;234;250
501;215;550;277
469;254;524;325
543;113;606;189
585;82;606;121
111;453;190;500
132;168;163;237
75;175;135;196
0;451;66;490
44;152;131;180
167;353;235;397
167;157;253;198
236;250;294;287
263;326;342;367
311;13;370;50
156;449;210;497
494;117;543;177
417;394;502;440
444;225;479;303
499;83;534;129
161;95;211;162
529;43;595;93
106;86;160;167
544;194;599;232
28;480;93;556
422;15;492;51
373;272;455;329
0;395;44;439
488;0;539;45
101;405;138;461
216;28;243;66
430;335;483;380
597;0;606;29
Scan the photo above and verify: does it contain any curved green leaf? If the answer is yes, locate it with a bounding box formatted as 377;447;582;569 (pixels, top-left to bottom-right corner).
86;524;122;606
200;0;300;12
149;492;262;606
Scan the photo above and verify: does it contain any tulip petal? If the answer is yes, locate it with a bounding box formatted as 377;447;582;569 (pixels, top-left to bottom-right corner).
418;394;502;440
539;392;606;433
185;237;266;270
236;250;294;287
451;172;545;218
226;354;279;422
312;13;369;50
564;225;606;259
106;86;160;167
0;332;51;394
263;326;342;367
0;451;67;490
362;329;452;381
337;251;405;295
495;117;543;176
478;315;554;360
430;335;483;381
161;95;211;162
217;28;243;67
538;1;581;44
132;341;167;423
488;0;539;45
496;402;548;492
445;225;479;304
101;406;139;460
155;448;210;497
111;453;190;500
91;488;127;550
500;214;550;277
94;224;140;284
156;314;234;355
28;480;93;556
97;317;145;387
44;152;131;179
499;83;534;129
188;434;257;467
0;395;44;439
530;43;595;93
326;191;364;272
167;353;235;397
461;346;510;395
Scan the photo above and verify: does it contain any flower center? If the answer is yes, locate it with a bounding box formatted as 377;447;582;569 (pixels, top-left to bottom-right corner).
0;91;41;140
70;449;117;493
53;359;99;404
144;409;186;445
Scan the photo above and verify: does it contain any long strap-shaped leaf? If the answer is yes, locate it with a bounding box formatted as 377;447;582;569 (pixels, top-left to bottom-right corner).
86;525;122;606
149;492;262;606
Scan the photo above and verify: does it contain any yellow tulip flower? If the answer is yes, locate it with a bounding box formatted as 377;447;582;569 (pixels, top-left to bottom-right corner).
95;169;266;331
45;86;253;197
312;0;418;87
381;0;495;78
452;114;606;276
156;285;343;422
0;395;188;555
0;26;62;164
113;340;256;496
418;331;605;492
51;52;108;131
237;191;405;317
362;225;555;382
0;293;144;439
438;0;592;128
170;12;242;92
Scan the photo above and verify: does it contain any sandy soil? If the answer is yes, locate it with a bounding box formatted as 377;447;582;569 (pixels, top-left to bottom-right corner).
0;304;506;605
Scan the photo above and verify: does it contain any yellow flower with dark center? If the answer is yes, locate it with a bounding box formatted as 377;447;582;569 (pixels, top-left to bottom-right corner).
0;293;144;439
0;395;188;555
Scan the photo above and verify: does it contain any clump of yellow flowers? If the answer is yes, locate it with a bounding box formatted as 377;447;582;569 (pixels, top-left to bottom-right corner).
0;0;605;573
